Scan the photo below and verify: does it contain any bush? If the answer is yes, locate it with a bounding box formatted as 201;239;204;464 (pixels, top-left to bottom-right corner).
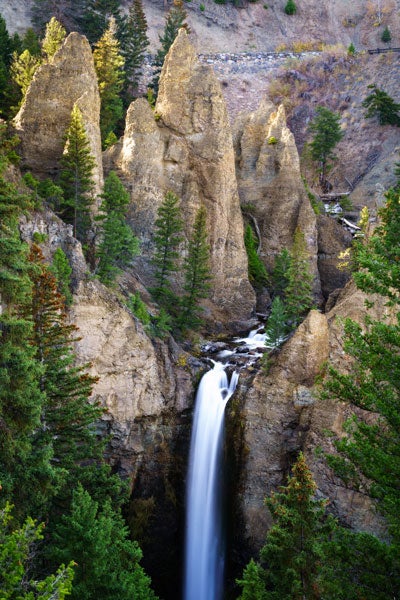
347;42;356;55
381;26;391;44
284;0;296;15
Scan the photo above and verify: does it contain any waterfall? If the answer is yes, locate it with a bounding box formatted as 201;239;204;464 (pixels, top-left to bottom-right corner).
184;362;239;600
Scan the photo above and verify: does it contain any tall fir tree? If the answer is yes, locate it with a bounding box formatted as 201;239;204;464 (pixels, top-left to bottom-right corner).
151;190;183;307
238;453;336;600
41;16;66;61
120;0;149;102
151;0;189;96
270;247;291;298
0;502;75;600
324;188;400;548
362;84;400;127
50;485;158;600
179;205;211;332
284;227;314;328
308;106;343;191
50;247;73;307
0;144;49;518
10;48;41;106
93;16;125;146
78;0;122;45
96;171;139;285
59;103;96;243
264;296;288;349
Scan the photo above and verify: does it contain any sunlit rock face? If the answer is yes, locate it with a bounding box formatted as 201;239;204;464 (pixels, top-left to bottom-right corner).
14;32;103;196
233;99;321;301
105;29;255;331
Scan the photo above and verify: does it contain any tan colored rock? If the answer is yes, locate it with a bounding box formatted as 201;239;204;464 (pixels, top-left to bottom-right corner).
233;99;321;300
14;32;103;197
106;29;255;330
236;295;389;555
317;214;352;300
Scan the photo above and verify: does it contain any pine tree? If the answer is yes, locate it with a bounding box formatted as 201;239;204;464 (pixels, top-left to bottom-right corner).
120;0;149;101
10;49;41;104
0;502;75;600
79;0;122;45
151;191;183;307
381;25;391;44
21;28;41;56
59;103;95;243
236;559;267;600
96;171;139;285
284;227;314;328
362;84;400;127
41;16;66;61
50;247;73;306
308;106;343;191
244;223;268;289
324;188;400;544
152;0;189;96
270;247;291;298
0;14;14;116
179;205;211;332
93;16;125;145
265;296;288;349
260;453;336;599
0;149;48;517
50;485;158;600
284;0;297;15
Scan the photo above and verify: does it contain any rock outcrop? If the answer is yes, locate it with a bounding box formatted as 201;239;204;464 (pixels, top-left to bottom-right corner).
14;32;103;197
317;214;352;300
105;29;255;330
234;284;391;558
233;99;321;301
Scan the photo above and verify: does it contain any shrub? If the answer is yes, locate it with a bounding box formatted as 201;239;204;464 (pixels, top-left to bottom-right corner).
268;136;278;145
347;42;356;55
200;3;205;10
284;0;296;15
381;26;391;44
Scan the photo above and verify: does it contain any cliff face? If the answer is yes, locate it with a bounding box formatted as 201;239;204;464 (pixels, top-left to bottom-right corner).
13;32;103;197
233;100;322;300
233;282;391;559
105;29;255;330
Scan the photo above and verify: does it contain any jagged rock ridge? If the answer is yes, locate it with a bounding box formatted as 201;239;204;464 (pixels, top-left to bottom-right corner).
106;29;255;330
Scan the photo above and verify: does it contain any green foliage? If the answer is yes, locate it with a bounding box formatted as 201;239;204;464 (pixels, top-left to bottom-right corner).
267;136;277;145
284;0;297;15
347;42;356;55
0;502;75;600
10;49;41;105
119;0;149;101
93;16;125;145
152;0;189;96
236;559;267;600
22;28;41;56
150;308;172;339
244;224;268;289
96;171;139;285
284;228;314;327
78;0;122;46
151;190;183;307
362;84;400;127
50;485;158;600
41;17;66;61
50;247;73;306
265;296;288;348
302;176;324;215
238;453;336;599
59;103;95;243
381;25;391;44
179;205;211;332
270;247;291;298
309;106;343;191
126;291;151;327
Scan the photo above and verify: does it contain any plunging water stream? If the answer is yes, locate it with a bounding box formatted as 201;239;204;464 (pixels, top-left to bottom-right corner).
184;362;239;600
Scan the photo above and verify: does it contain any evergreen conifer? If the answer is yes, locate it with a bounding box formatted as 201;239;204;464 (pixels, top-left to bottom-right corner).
59;103;96;243
41;16;66;61
270;247;291;298
10;49;41;104
362;84;400;127
152;0;189;96
151;191;183;307
284;0;297;15
120;0;149;101
284;228;314;327
93;16;125;145
96;171;139;285
381;26;391;44
50;247;73;306
179;205;211;332
79;0;122;45
265;296;288;348
309;106;343;191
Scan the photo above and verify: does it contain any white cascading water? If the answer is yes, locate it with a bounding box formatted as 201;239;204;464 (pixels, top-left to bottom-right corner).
184;362;239;600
